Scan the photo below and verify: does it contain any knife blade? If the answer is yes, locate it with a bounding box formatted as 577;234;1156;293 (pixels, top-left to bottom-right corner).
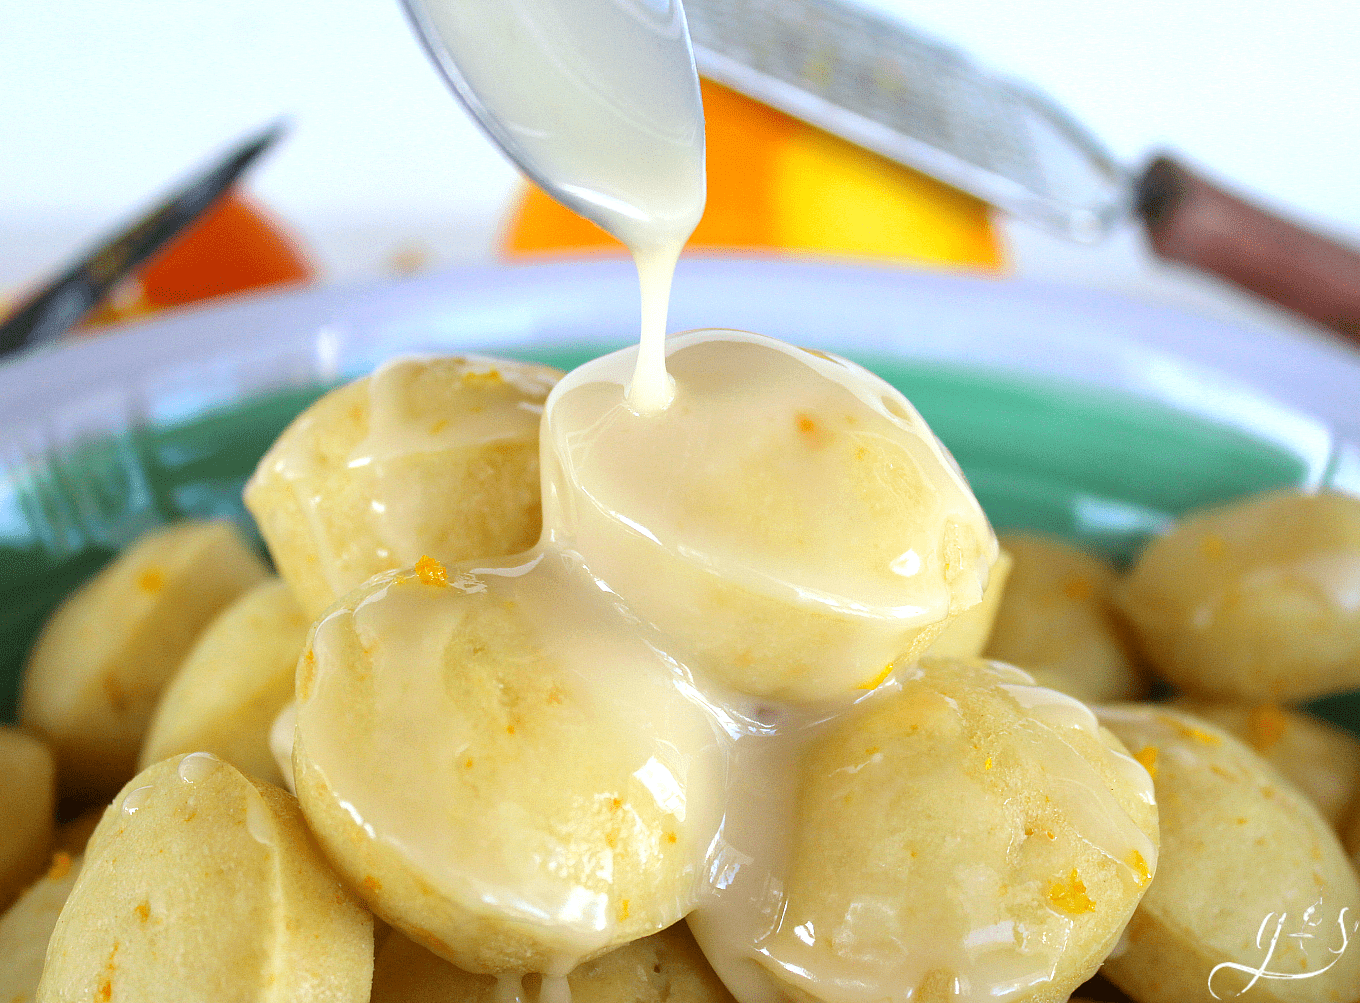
0;121;288;358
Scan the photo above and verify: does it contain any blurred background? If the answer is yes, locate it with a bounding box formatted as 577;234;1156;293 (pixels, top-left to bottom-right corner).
2;0;1358;333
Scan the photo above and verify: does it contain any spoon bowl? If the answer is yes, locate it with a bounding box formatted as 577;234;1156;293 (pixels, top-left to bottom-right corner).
398;0;707;250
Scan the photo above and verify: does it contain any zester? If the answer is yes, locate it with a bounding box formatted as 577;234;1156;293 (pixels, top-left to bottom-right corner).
683;0;1360;340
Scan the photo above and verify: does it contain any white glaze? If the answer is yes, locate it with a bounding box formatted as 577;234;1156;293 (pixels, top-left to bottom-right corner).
121;784;155;815
495;974;527;1003
245;792;274;847
542;329;998;700
689;660;1157;1003
405;0;705;414
177;751;220;784
269;701;298;795
297;548;728;969
252;354;558;601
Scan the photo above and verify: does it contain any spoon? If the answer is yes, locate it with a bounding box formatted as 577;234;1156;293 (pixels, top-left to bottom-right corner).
398;0;706;255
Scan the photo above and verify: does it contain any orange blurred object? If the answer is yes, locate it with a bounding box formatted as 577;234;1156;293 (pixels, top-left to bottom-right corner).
504;80;1003;271
82;190;313;327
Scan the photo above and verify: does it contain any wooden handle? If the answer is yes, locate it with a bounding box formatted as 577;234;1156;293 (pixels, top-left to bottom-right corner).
1135;155;1360;344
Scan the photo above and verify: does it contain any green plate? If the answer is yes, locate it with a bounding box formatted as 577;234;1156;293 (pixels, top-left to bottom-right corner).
3;342;1354;734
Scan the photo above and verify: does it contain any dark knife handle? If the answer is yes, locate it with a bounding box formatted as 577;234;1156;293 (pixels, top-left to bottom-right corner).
1135;154;1360;345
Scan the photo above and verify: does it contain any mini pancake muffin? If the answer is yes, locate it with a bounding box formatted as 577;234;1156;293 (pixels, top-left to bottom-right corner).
37;754;372;1002
983;534;1144;704
1172;699;1360;829
244;356;561;617
0;727;54;912
1098;704;1360;1003
20;521;268;798
140;578;311;785
691;657;1159;1003
1119;490;1360;703
0;852;82;1003
542;332;998;701
292;553;725;975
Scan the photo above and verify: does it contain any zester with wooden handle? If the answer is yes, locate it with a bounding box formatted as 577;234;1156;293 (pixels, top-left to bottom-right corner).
683;0;1360;343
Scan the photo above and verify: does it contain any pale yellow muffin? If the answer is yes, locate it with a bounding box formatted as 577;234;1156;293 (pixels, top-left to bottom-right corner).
542;333;998;701
244;356;561;618
140;578;310;785
20;521;268;798
983;534;1144;703
1172;699;1360;829
0;852;81;1003
742;657;1158;1003
1098;704;1360;1003
293;555;724;975
1119;490;1360;702
38;754;372;1003
0;727;55;912
923;547;1013;659
371;923;735;1003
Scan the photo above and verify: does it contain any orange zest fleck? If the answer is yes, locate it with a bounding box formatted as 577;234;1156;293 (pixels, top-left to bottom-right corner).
1133;746;1159;781
362;875;382;893
1126;850;1151;888
414;555;449;587
47;851;72;880
298;649;317;702
137;568;165;594
462;368;504;387
1248;704;1288;752
857;663;895;691
1169;720;1221;747
1047;870;1096;914
619;899;631;921
795;411;831;449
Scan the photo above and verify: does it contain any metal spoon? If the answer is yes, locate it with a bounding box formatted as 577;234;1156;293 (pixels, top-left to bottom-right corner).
397;0;706;247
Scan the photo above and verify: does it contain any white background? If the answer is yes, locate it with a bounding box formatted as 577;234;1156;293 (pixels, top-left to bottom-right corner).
2;0;1357;329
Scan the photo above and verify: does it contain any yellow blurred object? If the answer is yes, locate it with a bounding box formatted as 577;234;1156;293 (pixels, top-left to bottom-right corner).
504;81;1004;271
